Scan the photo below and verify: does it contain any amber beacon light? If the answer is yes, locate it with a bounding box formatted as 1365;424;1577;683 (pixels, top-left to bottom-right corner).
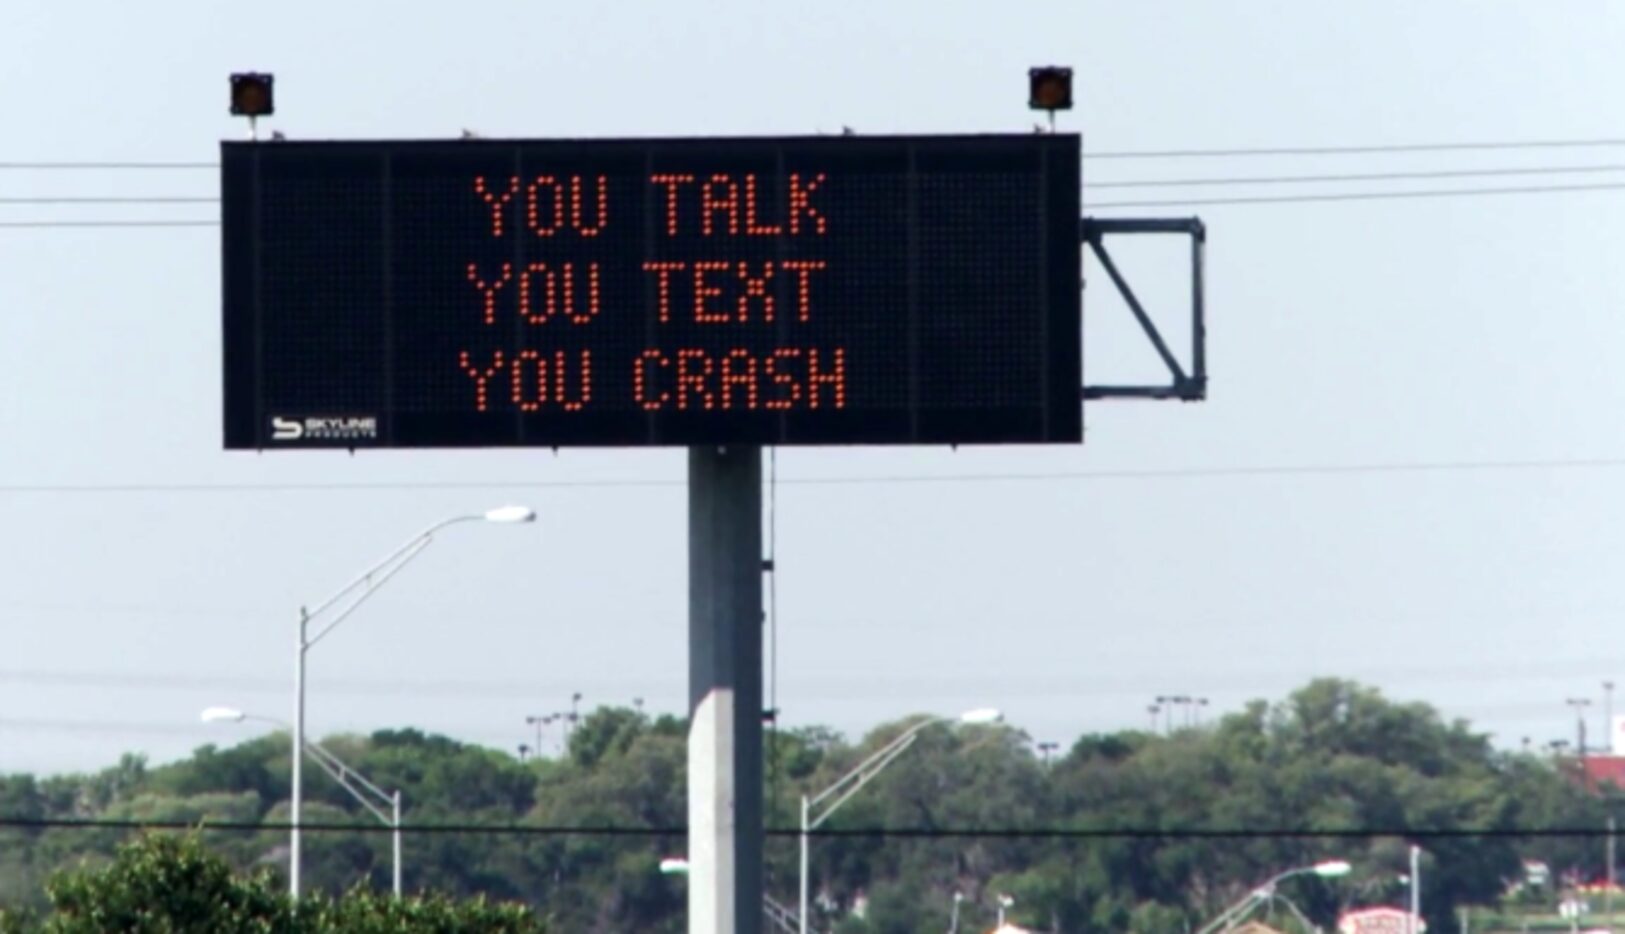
1028;66;1073;112
230;72;275;117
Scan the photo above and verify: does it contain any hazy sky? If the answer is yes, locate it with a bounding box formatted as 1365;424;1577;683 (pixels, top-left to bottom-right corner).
3;1;1624;774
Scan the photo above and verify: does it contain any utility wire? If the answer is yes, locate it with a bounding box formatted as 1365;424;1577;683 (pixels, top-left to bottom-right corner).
10;138;1625;169
1089;180;1625;209
764;446;782;825
9;179;1625;226
0;815;1617;839
768;447;779;720
0;219;215;228
0;196;217;204
0;161;215;170
1089;162;1625;189
1082;137;1625;160
14;164;1625;199
2;456;1624;496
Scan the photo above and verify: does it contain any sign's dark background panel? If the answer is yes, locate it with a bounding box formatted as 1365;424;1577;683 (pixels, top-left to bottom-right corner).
221;134;1081;449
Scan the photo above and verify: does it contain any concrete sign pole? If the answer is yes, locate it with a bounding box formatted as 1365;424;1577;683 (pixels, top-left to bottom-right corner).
688;445;764;934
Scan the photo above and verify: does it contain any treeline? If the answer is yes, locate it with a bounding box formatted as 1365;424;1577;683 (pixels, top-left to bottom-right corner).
0;679;1616;933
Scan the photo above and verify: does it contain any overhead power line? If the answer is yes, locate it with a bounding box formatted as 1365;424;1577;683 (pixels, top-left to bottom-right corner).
0;815;1616;840
1082;137;1625;160
1089;180;1625;209
1090;162;1625;189
9;137;1625;169
10;180;1625;227
0;161;215;170
0;196;216;204
0;219;215;229
1;456;1624;496
10;163;1625;203
4;641;1621;703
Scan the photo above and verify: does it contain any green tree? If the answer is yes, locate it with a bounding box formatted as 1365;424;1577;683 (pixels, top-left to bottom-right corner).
35;833;546;933
42;834;292;934
2;687;1610;933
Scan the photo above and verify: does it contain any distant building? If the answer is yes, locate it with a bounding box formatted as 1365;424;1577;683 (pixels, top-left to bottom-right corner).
1338;906;1426;933
1577;754;1625;792
1560;714;1625;791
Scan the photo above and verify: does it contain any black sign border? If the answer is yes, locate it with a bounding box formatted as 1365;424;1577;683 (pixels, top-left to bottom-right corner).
222;134;1081;449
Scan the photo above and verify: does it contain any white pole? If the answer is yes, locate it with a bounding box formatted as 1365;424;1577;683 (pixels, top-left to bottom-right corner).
1607;815;1617;931
291;609;307;900
688;445;763;934
1606;682;1616;754
799;795;810;934
1410;845;1421;934
392;791;403;899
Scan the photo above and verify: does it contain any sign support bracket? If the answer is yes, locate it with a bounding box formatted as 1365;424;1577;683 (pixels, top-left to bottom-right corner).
1081;216;1207;402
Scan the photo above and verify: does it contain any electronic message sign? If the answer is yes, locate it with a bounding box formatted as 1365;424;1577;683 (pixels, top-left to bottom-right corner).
221;134;1081;448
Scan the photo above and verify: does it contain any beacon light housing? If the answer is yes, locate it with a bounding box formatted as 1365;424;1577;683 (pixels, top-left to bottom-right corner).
230;72;275;117
1028;66;1073;111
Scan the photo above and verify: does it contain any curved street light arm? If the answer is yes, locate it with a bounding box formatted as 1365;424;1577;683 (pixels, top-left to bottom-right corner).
807;716;946;819
232;714;397;823
303;746;394;826
303;515;484;622
1195;889;1268;934
808;734;921;830
1273;893;1320;934
798;712;992;934
1195;865;1327;934
304;743;395;812
305;536;439;649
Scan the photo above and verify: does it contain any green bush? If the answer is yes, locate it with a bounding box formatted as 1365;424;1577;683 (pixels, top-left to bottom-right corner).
29;834;544;934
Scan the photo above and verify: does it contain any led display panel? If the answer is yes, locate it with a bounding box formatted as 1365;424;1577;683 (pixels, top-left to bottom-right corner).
221;134;1081;448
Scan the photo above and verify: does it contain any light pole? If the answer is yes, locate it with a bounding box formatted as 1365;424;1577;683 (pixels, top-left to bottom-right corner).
658;857;801;934
288;505;534;898
524;713;556;757
203;706;407;898
798;708;1003;934
1194;859;1352;934
1569;698;1593;761
1606;681;1616;754
1408;845;1421;934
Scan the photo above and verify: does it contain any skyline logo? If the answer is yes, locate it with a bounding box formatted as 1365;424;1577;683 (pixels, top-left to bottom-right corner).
268;415;379;442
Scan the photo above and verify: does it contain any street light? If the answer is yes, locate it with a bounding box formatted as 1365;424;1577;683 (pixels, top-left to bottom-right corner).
659;857;802;934
288;506;534;898
996;893;1015;927
798;708;1003;934
203;707;406;898
1194;860;1351;934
